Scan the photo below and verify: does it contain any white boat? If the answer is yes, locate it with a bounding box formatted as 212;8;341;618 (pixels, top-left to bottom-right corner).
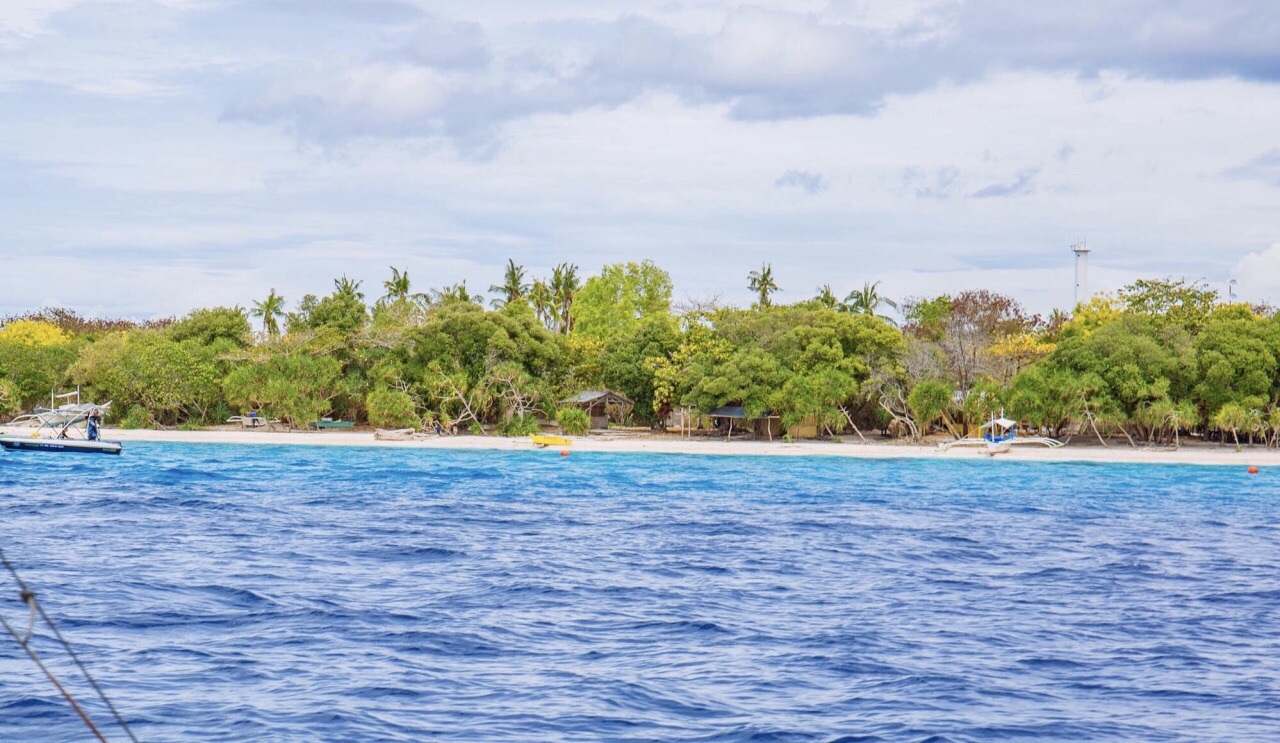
7;389;112;427
938;411;1063;454
0;391;121;455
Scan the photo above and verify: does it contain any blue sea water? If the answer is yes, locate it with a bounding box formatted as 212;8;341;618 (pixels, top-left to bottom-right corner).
1;444;1278;742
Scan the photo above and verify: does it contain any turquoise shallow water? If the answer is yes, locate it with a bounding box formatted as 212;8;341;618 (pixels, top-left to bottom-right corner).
1;443;1278;742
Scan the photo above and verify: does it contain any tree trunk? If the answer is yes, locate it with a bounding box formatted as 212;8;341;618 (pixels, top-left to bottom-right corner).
840;407;868;443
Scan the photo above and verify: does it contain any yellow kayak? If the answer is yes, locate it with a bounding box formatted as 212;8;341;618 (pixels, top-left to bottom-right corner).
530;434;572;448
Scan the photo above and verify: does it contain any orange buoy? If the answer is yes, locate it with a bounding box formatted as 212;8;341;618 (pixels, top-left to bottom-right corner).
1248;466;1259;474
560;450;570;457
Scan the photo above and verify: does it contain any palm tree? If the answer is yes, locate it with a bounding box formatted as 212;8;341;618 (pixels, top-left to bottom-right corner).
431;282;484;306
251;289;286;336
814;284;839;310
748;263;780;309
844;281;899;324
1213;402;1249;452
489;259;529;309
549;262;579;334
528;279;553;329
381;266;428;307
334;275;365;302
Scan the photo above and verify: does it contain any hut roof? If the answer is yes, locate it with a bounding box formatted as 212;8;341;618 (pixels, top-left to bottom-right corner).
559;390;633;407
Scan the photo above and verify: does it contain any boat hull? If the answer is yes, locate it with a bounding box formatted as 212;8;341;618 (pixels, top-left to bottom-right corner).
530;434;572;448
0;436;123;455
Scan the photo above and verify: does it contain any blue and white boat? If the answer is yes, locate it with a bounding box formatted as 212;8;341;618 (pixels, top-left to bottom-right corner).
0;391;121;455
937;410;1063;455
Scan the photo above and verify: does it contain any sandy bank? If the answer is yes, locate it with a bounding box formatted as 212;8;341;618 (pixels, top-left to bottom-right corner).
4;425;1278;468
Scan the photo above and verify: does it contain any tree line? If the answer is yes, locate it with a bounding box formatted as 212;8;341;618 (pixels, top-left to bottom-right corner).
2;261;1278;449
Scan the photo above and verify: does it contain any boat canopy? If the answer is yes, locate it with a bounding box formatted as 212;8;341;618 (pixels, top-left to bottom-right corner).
980;417;1017;430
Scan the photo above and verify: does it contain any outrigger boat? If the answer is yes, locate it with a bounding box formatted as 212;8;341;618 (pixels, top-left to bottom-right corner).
530;434;573;448
0;392;122;455
937;411;1063;456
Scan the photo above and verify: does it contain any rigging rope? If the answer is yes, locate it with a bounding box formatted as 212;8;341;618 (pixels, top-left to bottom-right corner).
0;548;140;743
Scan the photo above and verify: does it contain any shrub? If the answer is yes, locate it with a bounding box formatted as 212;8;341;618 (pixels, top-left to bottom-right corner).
366;388;418;429
0;379;21;419
121;405;152;429
555;407;590;435
496;413;540;437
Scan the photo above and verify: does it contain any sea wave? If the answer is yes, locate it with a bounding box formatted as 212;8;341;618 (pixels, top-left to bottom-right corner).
0;443;1278;741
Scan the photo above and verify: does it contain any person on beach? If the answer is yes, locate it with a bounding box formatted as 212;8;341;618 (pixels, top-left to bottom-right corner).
434;420;443;436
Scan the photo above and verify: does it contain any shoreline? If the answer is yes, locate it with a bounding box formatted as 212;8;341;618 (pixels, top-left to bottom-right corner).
5;426;1278;467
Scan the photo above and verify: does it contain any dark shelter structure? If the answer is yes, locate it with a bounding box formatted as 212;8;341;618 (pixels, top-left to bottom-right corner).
559;390;634;430
707;406;783;440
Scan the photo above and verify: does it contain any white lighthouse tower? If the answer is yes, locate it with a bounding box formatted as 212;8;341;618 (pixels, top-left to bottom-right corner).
1072;241;1090;309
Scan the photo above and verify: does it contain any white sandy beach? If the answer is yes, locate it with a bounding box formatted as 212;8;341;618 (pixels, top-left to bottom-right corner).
4;425;1277;468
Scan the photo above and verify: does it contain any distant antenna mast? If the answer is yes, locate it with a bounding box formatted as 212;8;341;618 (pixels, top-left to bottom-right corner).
1072;240;1091;308
1229;279;1238;302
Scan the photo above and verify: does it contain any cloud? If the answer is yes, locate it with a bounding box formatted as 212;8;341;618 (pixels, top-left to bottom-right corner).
253;0;423;24
1222;149;1280;186
1233;243;1280;304
221;2;1280;147
396;18;490;70
970;167;1039;198
774;170;826;194
902;166;960;200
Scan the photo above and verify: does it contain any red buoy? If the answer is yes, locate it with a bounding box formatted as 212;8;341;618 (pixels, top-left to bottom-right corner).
1248;466;1259;474
560;450;570;457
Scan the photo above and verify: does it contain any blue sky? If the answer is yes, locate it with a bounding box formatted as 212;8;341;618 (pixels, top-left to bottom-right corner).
2;0;1279;319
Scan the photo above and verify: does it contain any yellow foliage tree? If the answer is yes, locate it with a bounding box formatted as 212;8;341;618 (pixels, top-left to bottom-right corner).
989;333;1056;369
1065;294;1122;335
0;320;69;347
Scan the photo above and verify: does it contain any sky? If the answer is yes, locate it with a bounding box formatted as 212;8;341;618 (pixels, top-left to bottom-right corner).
2;0;1280;320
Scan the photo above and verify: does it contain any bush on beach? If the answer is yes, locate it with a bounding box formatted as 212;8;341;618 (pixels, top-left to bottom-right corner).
366;388;418;429
555;407;590;435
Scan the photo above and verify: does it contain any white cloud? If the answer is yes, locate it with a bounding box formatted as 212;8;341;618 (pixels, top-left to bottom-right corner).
1;1;1280;320
1233;244;1280;306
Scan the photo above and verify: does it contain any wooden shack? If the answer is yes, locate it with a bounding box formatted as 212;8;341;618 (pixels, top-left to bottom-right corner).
559;390;634;430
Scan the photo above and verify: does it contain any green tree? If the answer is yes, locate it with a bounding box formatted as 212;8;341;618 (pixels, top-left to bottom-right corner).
380;266;427;306
308;278;370;335
431;282;485;306
1193;304;1278;414
908;379;958;439
549;263;580;334
334;275;365;302
70;331;222;425
489;259;529;309
1212;402;1249;452
0;378;21;418
224;353;344;429
598;315;680;425
573;260;673;339
1051;313;1196;423
169;306;251;348
747;263;780;309
843;281;899;324
1118;277;1217;332
0;337;77;409
366;387;419;428
813;285;839;310
251;290;287;337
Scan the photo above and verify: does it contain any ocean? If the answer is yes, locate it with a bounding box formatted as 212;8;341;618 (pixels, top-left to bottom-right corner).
1;443;1278;742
